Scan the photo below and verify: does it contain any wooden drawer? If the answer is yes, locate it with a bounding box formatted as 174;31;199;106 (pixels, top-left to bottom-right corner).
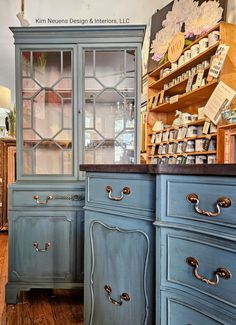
8;211;76;282
86;173;155;217
161;229;236;308
161;291;235;325
159;175;236;229
10;188;85;208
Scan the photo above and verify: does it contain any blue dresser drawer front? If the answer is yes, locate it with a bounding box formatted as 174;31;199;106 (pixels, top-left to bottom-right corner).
86;173;155;216
8;211;76;282
161;291;235;325
159;175;236;228
10;189;85;208
161;229;236;308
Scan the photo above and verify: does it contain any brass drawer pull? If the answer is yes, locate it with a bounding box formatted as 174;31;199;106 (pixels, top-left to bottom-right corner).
186;257;232;285
33;194;84;205
33;195;53;205
33;242;51;252
104;285;130;306
186;193;232;217
105;186;131;201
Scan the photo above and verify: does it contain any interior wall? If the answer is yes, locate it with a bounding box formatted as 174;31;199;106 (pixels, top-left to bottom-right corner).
0;0;235;106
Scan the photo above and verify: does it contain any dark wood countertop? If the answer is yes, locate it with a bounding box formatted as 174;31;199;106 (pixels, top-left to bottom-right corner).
80;164;236;176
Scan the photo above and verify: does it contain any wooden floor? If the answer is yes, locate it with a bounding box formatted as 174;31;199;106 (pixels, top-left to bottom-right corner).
0;233;84;325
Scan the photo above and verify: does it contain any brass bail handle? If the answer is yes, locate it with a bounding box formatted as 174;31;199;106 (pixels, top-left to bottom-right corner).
33;195;53;205
105;186;131;201
33;242;51;252
186;193;232;217
104;285;130;306
186;256;232;286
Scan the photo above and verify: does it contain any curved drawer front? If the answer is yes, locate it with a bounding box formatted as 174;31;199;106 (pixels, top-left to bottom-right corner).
10;189;85;208
87;173;155;216
9;211;76;282
161;175;236;228
161;291;233;325
161;229;236;307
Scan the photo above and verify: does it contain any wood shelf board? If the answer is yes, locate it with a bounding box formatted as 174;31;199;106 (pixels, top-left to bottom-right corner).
160;67;210;97
149;42;219;90
149;62;170;79
152;133;217;146
163;79;189;97
151;150;216;158
218;122;236;129
147;119;207;135
150;81;218;113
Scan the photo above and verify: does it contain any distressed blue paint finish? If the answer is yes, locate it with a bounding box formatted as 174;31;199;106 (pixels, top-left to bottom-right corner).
161;290;235;325
161;229;236;308
86;173;155;217
7;25;145;305
9;182;85;209
156;175;236;234
8;212;77;282
6;183;85;304
84;172;236;324
84;173;155;325
155;174;236;325
12;26;144;181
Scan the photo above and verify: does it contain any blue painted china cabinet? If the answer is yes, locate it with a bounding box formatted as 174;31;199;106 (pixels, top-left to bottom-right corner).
6;25;145;304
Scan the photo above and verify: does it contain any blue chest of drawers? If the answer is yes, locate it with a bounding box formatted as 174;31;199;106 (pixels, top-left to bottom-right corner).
81;166;236;325
155;175;236;325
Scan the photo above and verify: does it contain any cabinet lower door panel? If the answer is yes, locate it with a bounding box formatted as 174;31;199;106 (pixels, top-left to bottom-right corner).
85;213;153;325
9;212;76;282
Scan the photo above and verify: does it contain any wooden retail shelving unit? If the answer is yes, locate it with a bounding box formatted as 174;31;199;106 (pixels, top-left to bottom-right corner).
145;22;236;164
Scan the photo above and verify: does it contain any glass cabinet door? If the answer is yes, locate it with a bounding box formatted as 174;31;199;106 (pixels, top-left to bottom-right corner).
83;49;137;164
21;50;73;175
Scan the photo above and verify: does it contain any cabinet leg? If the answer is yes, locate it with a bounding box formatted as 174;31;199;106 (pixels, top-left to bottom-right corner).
5;286;21;304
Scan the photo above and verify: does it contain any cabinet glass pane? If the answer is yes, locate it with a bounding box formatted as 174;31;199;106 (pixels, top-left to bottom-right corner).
21;50;73;175
84;49;136;164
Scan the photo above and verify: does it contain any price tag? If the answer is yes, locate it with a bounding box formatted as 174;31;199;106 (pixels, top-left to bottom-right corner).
195;70;204;88
186;76;194;93
159;90;164;104
170;95;179;104
207;44;229;80
203;120;211;134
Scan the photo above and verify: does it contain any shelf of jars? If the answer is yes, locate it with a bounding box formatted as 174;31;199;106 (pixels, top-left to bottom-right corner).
145;22;236;165
147;133;217;147
150;81;218;113
147;118;217;164
149;42;219;90
148;23;221;81
148;150;217;164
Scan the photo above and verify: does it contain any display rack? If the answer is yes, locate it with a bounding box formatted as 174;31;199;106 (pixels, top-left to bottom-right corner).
146;22;236;164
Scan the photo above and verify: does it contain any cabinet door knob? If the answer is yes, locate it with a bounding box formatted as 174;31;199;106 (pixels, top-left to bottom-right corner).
186;193;232;217
33;242;51;252
104;285;130;306
105;186;131;201
186;256;232;285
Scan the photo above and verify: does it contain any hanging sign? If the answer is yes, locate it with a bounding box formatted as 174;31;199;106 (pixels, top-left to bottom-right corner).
168;32;185;63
